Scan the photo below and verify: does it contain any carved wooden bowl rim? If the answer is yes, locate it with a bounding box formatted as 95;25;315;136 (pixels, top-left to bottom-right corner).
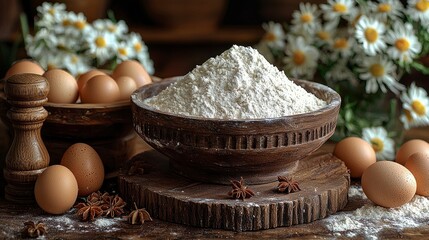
131;76;340;126
131;77;341;184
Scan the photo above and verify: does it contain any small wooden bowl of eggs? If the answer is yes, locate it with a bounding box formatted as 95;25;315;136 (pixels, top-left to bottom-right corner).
0;59;159;173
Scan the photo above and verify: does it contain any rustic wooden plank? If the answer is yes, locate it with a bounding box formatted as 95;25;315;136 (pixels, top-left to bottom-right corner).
118;150;349;231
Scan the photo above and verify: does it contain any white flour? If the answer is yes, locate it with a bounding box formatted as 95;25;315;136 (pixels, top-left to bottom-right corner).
324;186;429;239
144;45;326;119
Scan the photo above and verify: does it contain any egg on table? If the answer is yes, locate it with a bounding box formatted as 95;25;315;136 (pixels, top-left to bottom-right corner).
396;139;429;165
333;137;376;178
5;59;45;79
405;152;429;196
43;69;79;103
80;75;120;103
34;165;79;214
60;143;105;196
116;76;138;101
77;69;107;91
362;160;416;208
112;60;152;88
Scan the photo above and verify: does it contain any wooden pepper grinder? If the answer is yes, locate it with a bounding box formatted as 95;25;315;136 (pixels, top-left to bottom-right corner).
3;73;50;204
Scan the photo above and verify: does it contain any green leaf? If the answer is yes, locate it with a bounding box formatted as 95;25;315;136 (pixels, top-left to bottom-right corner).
410;62;429;75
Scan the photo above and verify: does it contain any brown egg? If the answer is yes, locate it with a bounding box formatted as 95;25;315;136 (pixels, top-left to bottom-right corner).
5;59;45;79
362;161;416;208
112;60;152;88
60;143;105;196
396;139;429;165
80;75;120;103
405;152;429;196
34;165;78;214
77;69;107;91
116;76;138;101
43;69;79;103
333;137;376;178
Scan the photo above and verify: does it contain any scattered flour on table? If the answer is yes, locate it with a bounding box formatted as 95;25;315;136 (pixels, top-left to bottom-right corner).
42;214;120;232
348;185;367;199
324;185;429;239
144;45;326;119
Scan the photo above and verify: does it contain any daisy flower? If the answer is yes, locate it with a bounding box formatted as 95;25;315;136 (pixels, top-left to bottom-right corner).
320;0;357;21
128;32;154;74
283;36;319;79
56;12;91;37
25;28;57;58
86;31;118;65
36;2;66;28
116;41;133;62
313;21;337;46
37;51;66;70
261;22;286;50
93;19;128;38
329;36;355;61
355;16;387;56
362;127;395;160
385;22;422;63
400;82;429;129
406;0;429;23
71;12;91;36
357;55;404;94
291;2;320;34
63;53;90;76
368;0;404;22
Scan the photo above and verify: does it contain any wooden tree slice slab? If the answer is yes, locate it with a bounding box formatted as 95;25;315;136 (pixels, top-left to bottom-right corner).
118;149;350;232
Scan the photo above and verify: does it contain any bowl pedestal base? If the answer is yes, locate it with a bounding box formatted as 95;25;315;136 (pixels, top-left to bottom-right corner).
119;148;350;232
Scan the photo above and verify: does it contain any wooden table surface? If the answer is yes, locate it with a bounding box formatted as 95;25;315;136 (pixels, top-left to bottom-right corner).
0;129;429;239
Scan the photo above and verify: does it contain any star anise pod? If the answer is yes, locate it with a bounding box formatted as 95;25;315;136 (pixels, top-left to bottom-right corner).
228;177;255;200
277;176;301;194
75;202;103;221
22;221;47;238
102;194;127;218
86;191;110;205
128;202;153;225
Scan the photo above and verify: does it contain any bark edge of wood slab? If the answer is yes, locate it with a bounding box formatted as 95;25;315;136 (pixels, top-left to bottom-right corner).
119;149;350;232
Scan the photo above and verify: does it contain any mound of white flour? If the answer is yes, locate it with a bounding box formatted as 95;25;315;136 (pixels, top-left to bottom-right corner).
144;45;326;119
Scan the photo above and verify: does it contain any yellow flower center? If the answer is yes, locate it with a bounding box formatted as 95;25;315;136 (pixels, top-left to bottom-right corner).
370;63;385;77
404;109;413;121
333;3;347;13
119;48;127;56
95;36;107;48
48;8;55;15
317;31;330;41
395;38;411;52
74;20;86;30
263;32;276;41
293;51;306;65
71;55;79;64
370;137;384;153
365;28;378;43
108;25;117;33
334;38;348;49
412;100;426;116
62;19;71;27
134;43;142;52
378;3;391;13
301;13;313;23
416;0;429;12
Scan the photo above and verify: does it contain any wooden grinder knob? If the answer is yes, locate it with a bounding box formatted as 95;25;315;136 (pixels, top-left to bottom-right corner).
3;73;50;204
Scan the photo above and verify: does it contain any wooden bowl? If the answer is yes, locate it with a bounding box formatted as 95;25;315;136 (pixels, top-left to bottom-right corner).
0;76;161;173
132;77;341;184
